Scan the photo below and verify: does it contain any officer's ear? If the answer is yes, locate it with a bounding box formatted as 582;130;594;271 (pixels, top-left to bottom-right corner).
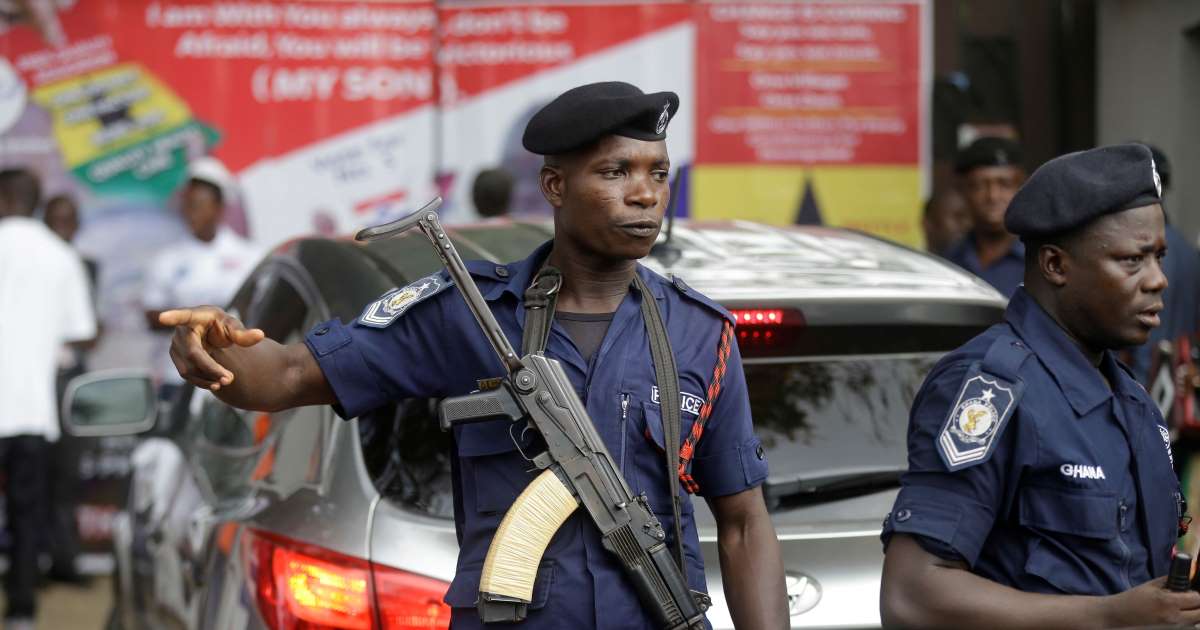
539;157;566;209
1036;242;1070;288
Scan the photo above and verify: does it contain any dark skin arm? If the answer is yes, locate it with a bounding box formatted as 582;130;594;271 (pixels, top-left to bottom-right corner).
708;486;789;630
881;534;1200;629
160;306;335;412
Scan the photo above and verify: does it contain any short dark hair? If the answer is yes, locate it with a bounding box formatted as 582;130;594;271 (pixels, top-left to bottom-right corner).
0;168;41;216
472;168;514;218
186;178;223;206
44;193;77;214
1022;225;1088;271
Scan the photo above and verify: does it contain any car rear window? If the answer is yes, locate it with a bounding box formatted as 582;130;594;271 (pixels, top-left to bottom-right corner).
738;321;992;512
745;353;937;509
360;400;456;519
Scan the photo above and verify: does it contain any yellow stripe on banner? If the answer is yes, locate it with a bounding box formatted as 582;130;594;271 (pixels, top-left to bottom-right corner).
31;62;194;169
690;164;924;249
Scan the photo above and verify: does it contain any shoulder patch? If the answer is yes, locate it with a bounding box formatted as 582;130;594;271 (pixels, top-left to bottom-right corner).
357;273;451;328
669;273;735;325
936;362;1025;471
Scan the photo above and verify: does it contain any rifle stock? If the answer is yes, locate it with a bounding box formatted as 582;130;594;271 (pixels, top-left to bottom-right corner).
358;200;709;629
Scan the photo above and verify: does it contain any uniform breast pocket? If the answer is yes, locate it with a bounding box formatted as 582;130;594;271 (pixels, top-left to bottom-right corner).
634;401;694;517
456;420;535;515
1019;484;1119;594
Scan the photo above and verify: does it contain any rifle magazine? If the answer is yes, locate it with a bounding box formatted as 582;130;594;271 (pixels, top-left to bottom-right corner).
480;469;579;605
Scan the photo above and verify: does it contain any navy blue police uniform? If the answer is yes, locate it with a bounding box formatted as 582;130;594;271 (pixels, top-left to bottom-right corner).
883;143;1184;595
303;82;769;629
943;235;1025;299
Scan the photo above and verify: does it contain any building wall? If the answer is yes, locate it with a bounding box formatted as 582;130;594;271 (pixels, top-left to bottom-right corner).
1097;0;1200;242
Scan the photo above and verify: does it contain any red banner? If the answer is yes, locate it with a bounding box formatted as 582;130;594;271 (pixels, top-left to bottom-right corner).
437;2;690;104
694;2;921;165
1;0;435;176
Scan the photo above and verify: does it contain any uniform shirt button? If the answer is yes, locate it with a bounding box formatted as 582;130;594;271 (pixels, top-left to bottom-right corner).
495;266;509;277
895;508;912;523
314;327;329;336
756;445;765;460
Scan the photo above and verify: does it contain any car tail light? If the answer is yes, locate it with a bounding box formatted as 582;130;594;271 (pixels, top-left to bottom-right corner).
374;564;453;629
730;308;785;326
738;328;777;343
728;308;805;350
244;529;450;630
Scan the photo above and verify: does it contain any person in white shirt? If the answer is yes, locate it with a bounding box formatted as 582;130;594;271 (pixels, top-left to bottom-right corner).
0;168;96;629
142;157;260;392
43;192;99;586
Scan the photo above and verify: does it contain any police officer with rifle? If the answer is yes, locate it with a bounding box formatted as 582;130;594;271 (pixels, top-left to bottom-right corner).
159;82;788;630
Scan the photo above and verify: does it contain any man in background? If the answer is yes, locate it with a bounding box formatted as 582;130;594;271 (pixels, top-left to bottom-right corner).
142;157;259;397
471;167;514;219
922;187;970;256
943;137;1027;298
42;192;97;586
0;168;96;630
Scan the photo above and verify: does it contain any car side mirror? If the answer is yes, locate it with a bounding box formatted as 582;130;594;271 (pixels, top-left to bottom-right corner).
63;369;157;437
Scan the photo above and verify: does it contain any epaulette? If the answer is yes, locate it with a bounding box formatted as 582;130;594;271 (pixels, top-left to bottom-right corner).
357;261;511;329
668;274;735;326
464;259;511;282
936;335;1032;471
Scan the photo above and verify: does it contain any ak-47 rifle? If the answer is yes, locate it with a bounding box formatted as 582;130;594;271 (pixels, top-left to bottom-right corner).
356;199;709;629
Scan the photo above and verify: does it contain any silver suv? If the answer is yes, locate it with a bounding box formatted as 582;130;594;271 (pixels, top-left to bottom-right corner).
68;220;1005;630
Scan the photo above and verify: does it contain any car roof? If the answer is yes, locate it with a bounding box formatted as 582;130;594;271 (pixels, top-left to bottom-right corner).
278;219;1007;325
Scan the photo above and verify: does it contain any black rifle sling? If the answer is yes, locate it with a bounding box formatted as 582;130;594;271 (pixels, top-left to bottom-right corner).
521;268;687;574
521;266;561;356
633;274;687;574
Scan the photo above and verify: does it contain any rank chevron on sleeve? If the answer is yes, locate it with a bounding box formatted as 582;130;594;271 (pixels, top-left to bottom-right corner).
937;370;1021;471
358;274;446;328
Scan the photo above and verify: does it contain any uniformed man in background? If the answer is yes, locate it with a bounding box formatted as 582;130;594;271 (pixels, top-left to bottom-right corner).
880;143;1200;627
943;137;1027;298
157;82;788;629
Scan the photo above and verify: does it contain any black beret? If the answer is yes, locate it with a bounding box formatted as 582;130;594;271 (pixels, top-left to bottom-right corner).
522;82;679;155
955;136;1023;174
1005;143;1164;238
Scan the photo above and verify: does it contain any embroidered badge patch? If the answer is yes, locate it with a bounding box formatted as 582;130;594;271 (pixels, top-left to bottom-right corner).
358;275;443;328
1159;423;1175;467
937;369;1021;471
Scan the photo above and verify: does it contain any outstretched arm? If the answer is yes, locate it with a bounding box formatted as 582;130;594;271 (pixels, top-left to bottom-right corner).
709;486;788;630
160;306;335;412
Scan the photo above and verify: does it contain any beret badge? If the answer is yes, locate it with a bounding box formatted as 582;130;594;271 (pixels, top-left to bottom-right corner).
1151;157;1162;198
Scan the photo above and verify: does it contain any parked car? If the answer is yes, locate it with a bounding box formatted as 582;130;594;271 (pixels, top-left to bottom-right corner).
67;219;1006;630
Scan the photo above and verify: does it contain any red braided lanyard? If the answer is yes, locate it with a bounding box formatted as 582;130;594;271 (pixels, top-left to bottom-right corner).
678;320;735;494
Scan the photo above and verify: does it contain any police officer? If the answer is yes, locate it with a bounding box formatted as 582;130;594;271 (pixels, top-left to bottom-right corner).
880;143;1200;627
943;137;1027;298
158;82;788;630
